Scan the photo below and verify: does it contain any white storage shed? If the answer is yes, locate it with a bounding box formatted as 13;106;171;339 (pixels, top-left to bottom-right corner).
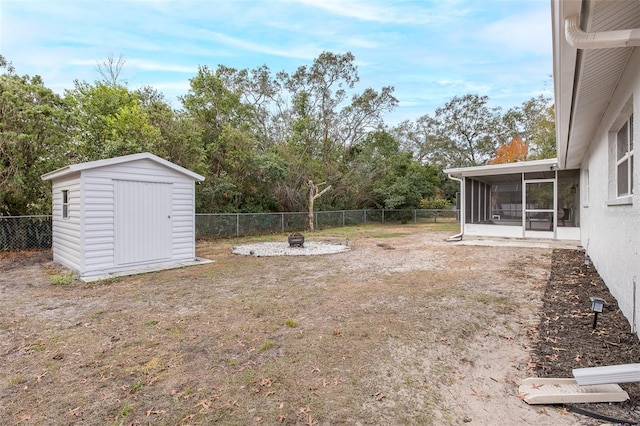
41;152;205;280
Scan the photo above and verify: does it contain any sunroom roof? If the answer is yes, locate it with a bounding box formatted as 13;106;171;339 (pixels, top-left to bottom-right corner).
443;158;558;178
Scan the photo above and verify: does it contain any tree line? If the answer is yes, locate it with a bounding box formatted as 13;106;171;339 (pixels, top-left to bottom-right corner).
0;52;555;216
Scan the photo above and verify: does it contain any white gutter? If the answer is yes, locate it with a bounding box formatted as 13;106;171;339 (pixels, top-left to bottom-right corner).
446;174;464;242
565;13;640;49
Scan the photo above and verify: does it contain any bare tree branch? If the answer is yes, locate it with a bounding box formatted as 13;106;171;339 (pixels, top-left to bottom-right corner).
97;54;126;85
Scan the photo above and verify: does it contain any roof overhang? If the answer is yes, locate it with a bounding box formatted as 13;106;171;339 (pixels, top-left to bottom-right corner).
41;152;205;182
553;0;640;169
444;158;558;179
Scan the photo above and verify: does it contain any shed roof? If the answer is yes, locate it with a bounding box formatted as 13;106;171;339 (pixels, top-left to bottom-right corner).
41;152;205;182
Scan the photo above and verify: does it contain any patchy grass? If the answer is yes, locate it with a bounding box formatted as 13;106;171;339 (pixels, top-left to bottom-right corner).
45;266;76;285
0;223;572;425
284;318;298;328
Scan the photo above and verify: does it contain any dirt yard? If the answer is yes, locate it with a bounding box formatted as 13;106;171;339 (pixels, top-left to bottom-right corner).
0;223;638;425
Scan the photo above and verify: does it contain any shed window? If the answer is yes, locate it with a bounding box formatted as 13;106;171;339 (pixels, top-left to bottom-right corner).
62;190;69;219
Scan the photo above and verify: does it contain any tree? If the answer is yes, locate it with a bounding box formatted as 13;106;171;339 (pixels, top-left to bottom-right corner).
136;86;205;174
392;118;440;164
193;124;287;212
282;51;359;163
0;56;70;215
273;52;397;212
1;51;556;216
65;80;161;161
96;53;126;86
337;86;397;148
503;94;556;159
281;52;397;161
371;156;440;209
343;130;439;210
306;180;331;231
394;94;509;168
178;52;398;213
181;66;287;212
215;64;287;147
181;65;255;146
488;136;528;164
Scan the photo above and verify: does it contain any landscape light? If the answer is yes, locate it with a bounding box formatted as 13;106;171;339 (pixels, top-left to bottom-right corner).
589;296;607;329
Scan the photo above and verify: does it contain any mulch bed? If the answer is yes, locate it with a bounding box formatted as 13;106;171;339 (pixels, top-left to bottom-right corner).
531;248;640;423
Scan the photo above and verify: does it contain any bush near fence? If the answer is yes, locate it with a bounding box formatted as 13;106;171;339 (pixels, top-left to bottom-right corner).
0;216;52;251
0;209;456;251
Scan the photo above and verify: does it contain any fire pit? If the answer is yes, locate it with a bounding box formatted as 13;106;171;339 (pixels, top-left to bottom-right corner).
288;232;305;247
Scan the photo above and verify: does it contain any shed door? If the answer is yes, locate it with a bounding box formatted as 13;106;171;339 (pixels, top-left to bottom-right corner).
115;180;172;265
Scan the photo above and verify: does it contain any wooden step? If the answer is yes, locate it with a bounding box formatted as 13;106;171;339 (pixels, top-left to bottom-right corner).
519;377;629;405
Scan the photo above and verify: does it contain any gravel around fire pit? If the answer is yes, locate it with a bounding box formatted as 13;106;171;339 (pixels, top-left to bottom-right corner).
231;241;350;256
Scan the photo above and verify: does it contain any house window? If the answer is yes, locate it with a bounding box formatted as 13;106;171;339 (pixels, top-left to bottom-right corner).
62;190;69;219
583;168;589;207
616;114;634;197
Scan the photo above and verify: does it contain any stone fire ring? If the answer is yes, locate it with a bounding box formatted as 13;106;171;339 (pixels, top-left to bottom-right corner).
231;241;350;257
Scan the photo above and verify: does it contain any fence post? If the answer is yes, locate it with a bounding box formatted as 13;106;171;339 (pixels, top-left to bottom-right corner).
382;209;385;223
342;211;345;227
281;213;285;233
414;209;417;223
364;209;367;224
236;214;240;238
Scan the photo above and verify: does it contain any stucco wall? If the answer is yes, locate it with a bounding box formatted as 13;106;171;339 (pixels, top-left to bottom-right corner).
580;48;640;334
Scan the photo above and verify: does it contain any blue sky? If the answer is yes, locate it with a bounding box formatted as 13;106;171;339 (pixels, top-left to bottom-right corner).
0;0;552;124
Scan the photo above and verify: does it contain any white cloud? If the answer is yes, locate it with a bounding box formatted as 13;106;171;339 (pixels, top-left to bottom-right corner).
478;7;551;55
125;59;197;74
344;37;386;49
293;0;414;23
200;31;319;60
70;58;196;74
291;0;463;25
1;0;554;122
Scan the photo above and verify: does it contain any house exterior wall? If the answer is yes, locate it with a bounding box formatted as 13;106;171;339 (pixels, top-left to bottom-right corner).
79;158;197;278
556;226;580;241
580;48;640;333
51;174;82;273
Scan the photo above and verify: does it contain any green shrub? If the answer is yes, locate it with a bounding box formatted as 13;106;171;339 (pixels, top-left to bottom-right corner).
420;198;452;210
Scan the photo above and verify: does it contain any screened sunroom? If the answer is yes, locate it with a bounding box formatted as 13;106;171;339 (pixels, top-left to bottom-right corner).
444;159;580;240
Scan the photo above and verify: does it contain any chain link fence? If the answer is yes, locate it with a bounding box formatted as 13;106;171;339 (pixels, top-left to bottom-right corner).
0;216;53;251
195;209;457;239
0;209;457;251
